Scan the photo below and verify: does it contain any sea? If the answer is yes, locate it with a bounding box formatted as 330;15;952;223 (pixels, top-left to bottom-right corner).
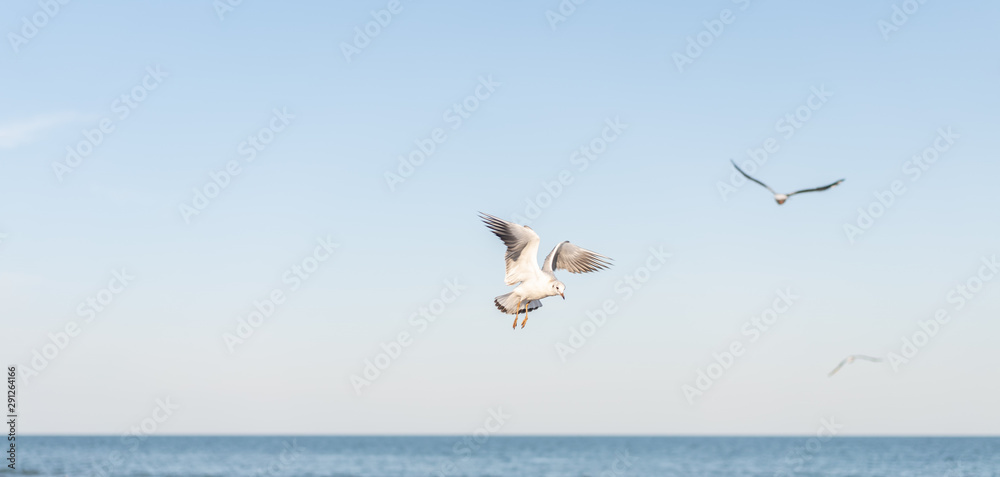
6;436;998;476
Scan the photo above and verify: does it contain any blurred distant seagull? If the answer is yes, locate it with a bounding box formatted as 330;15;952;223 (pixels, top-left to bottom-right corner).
828;355;883;377
479;213;612;329
731;159;844;205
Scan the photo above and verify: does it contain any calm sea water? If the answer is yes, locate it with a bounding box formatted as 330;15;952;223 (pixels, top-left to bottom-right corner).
6;436;998;476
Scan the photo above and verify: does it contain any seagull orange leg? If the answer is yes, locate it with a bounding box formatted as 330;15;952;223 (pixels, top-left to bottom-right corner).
520;306;529;329
512;299;521;330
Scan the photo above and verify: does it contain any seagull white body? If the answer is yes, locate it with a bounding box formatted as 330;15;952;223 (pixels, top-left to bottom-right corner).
828;354;883;377
479;213;612;329
730;159;844;205
508;270;556;304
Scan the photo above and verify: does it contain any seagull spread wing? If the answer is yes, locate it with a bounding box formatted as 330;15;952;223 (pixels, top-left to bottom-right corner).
829;355;882;377
480;213;542;285
542;241;612;274
827;358;849;377
788;179;845;197
731;159;776;195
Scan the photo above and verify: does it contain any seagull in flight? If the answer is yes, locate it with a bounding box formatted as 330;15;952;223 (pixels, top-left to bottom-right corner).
828;355;883;377
479;213;612;329
731;160;844;205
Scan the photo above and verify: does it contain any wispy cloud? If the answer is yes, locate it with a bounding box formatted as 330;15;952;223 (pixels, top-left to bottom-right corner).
0;112;89;149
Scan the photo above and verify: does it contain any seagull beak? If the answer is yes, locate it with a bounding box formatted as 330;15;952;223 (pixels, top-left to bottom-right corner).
560;293;565;300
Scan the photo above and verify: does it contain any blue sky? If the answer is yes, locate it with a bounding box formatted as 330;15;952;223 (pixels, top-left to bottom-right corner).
2;0;999;435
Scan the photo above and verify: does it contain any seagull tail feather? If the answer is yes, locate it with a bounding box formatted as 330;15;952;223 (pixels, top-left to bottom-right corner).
493;293;543;315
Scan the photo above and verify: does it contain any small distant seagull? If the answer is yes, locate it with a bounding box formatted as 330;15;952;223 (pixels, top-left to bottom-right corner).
730;160;844;205
479;213;612;329
828;355;883;377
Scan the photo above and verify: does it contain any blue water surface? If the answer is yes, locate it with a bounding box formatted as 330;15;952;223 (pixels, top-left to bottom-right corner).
6;436;999;476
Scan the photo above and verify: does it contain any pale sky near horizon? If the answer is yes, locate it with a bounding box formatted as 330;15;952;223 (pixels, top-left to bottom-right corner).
2;0;999;436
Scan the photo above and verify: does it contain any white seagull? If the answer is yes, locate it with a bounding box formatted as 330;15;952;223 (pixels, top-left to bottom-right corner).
731;159;844;205
828;355;883;377
479;213;612;329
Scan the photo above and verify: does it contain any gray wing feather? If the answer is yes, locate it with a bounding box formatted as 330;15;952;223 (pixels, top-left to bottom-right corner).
479;212;541;285
731;159;777;195
788;179;845;197
827;359;848;377
542;241;612;274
